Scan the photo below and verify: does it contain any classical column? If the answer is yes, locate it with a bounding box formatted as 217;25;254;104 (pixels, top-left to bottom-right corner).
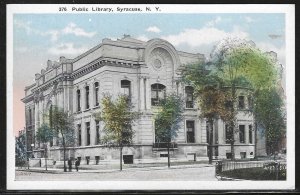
82;121;87;146
90;82;94;108
91;118;96;145
145;77;151;110
34;96;39;149
83;84;87;111
245;124;249;144
63;80;67;111
139;76;145;111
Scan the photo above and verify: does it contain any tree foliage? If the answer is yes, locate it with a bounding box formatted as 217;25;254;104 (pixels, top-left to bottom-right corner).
154;93;184;167
49;106;75;171
50;106;76;147
154;93;184;143
94;94;140;171
254;88;286;154
36;124;53;144
183;37;284;160
15;133;27;166
95;94;140;146
181;62;230;163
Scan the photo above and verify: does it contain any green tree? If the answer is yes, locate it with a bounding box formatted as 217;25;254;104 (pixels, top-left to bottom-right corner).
210;38;281;160
181;62;230;164
154;93;184;168
94;94;140;171
254;88;285;155
15;133;27;167
50;106;75;172
36;123;53;170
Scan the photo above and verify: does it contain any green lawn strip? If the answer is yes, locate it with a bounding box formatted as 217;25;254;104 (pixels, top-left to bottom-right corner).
219;167;286;180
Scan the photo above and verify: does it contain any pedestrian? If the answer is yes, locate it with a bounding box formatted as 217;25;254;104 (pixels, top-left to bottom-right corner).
68;158;72;172
75;158;80;172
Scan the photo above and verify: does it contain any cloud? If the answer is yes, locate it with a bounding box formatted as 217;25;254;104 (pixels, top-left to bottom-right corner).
161;26;249;48
245;16;255;23
136;35;149;42
62;22;96;37
146;26;161;33
205;17;222;27
256;42;285;65
268;34;283;40
48;43;89;56
14;19;96;42
14;19;39;35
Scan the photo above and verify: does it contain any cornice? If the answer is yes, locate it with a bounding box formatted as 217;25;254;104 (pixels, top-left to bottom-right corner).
71;57;143;80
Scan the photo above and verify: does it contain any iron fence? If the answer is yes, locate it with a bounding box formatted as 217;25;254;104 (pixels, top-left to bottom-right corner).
216;160;286;175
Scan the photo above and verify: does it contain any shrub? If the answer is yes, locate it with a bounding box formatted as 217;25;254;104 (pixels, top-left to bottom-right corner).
219;167;286;180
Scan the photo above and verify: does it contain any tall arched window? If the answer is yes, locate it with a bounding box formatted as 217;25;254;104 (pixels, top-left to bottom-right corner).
151;83;166;106
185;86;194;108
85;86;90;109
76;89;81;111
94;82;99;107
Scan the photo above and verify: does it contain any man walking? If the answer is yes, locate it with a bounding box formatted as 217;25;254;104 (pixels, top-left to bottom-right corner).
75;158;80;172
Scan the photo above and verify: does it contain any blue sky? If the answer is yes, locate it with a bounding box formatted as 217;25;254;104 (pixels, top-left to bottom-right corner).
13;13;286;133
14;14;285;66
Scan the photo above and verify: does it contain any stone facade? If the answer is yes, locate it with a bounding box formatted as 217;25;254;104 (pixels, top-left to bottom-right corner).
22;36;257;164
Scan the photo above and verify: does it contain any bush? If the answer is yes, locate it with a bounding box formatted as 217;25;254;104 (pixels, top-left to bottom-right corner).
219;167;286;180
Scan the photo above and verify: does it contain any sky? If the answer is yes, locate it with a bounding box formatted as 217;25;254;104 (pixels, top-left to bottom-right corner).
13;13;286;135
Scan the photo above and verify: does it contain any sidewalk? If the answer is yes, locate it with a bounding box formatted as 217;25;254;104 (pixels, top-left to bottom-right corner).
16;163;215;174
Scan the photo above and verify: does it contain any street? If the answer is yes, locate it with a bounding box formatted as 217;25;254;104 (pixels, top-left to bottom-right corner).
15;166;217;181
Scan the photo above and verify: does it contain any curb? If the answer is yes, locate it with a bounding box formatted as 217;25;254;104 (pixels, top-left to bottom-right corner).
215;175;245;181
16;164;215;174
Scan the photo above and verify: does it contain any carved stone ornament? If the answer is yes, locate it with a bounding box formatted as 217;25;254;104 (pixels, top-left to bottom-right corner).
149;47;172;70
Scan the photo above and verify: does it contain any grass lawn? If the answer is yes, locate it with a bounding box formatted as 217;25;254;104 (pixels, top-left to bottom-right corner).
219;167;286;180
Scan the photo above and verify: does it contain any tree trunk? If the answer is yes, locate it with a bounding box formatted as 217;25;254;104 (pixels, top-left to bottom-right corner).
120;146;123;171
230;123;235;161
230;84;236;161
63;136;67;172
45;144;47;171
167;142;170;168
254;122;258;159
208;119;213;164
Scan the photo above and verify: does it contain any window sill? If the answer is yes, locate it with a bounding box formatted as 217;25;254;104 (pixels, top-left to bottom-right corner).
93;106;100;109
185;108;196;110
84;109;91;112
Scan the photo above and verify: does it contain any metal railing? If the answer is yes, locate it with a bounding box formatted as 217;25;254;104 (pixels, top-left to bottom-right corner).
152;142;178;149
216;160;286;178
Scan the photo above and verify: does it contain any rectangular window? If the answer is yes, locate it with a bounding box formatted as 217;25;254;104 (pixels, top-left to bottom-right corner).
77;90;81;111
121;80;131;96
86;86;90;109
186;121;195;143
29;108;32;125
249;125;253;144
225;124;231;144
185;86;194;108
240;152;246;159
239;125;245;143
95;82;99;107
95;156;100;165
86;122;90;145
238;96;245;109
151;84;166;106
96;120;100;144
78;124;81;146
